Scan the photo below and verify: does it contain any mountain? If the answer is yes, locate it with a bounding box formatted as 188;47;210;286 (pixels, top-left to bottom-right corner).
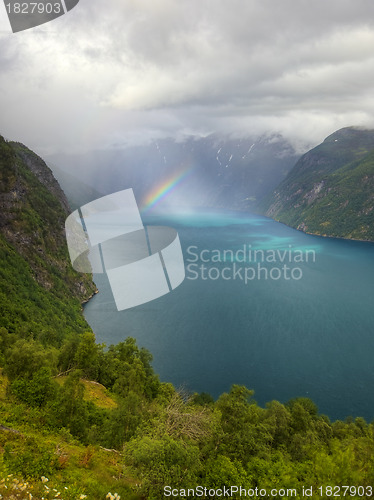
260;127;374;241
0;134;160;496
46;133;300;211
47;162;103;210
0;136;95;345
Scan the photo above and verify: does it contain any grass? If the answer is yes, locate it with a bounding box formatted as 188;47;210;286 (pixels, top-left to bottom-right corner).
0;372;140;499
54;378;117;410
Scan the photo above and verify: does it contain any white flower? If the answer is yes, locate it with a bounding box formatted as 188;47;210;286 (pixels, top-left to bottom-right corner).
41;476;49;483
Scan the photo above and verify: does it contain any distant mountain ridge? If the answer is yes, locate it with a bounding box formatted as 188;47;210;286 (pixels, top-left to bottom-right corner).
46;133;300;211
259;127;374;241
46;162;103;211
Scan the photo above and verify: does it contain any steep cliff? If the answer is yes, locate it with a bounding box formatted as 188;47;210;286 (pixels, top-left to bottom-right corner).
260;127;374;241
0;136;95;345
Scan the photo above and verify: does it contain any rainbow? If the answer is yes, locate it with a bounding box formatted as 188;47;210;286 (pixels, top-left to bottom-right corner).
141;168;192;212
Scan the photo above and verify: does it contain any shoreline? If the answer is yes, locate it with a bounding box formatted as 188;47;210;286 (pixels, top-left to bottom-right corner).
277;219;374;244
82;288;99;307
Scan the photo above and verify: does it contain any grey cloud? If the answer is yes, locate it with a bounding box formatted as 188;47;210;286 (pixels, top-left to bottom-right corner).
1;0;374;152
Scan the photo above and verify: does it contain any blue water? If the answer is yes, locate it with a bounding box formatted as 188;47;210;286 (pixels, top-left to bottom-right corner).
83;210;374;421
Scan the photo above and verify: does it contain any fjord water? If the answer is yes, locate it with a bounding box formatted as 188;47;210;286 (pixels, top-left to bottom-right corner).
83;210;374;421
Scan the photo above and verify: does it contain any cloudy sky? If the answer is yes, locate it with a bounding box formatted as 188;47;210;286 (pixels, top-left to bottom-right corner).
1;0;374;154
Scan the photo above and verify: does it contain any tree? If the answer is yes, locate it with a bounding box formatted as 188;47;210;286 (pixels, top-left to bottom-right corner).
74;332;100;380
264;400;292;448
102;391;144;449
216;385;270;462
4;338;56;381
11;366;58;407
57;370;89;442
125;435;201;498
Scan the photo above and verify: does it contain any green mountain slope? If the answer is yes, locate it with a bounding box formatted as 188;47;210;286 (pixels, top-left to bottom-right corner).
260;127;374;240
0;136;96;346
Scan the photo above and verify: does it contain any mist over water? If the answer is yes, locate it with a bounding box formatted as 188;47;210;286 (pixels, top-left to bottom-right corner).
84;210;374;421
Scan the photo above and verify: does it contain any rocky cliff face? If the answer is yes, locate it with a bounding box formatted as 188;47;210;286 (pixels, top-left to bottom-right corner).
12;143;70;213
0;136;95;300
259;127;374;241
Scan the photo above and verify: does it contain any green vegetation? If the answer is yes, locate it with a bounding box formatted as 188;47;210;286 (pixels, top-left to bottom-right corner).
2;362;374;499
260;127;374;240
1;134;374;498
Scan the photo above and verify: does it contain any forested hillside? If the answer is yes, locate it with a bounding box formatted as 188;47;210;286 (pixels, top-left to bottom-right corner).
1;136;374;499
260;127;374;241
